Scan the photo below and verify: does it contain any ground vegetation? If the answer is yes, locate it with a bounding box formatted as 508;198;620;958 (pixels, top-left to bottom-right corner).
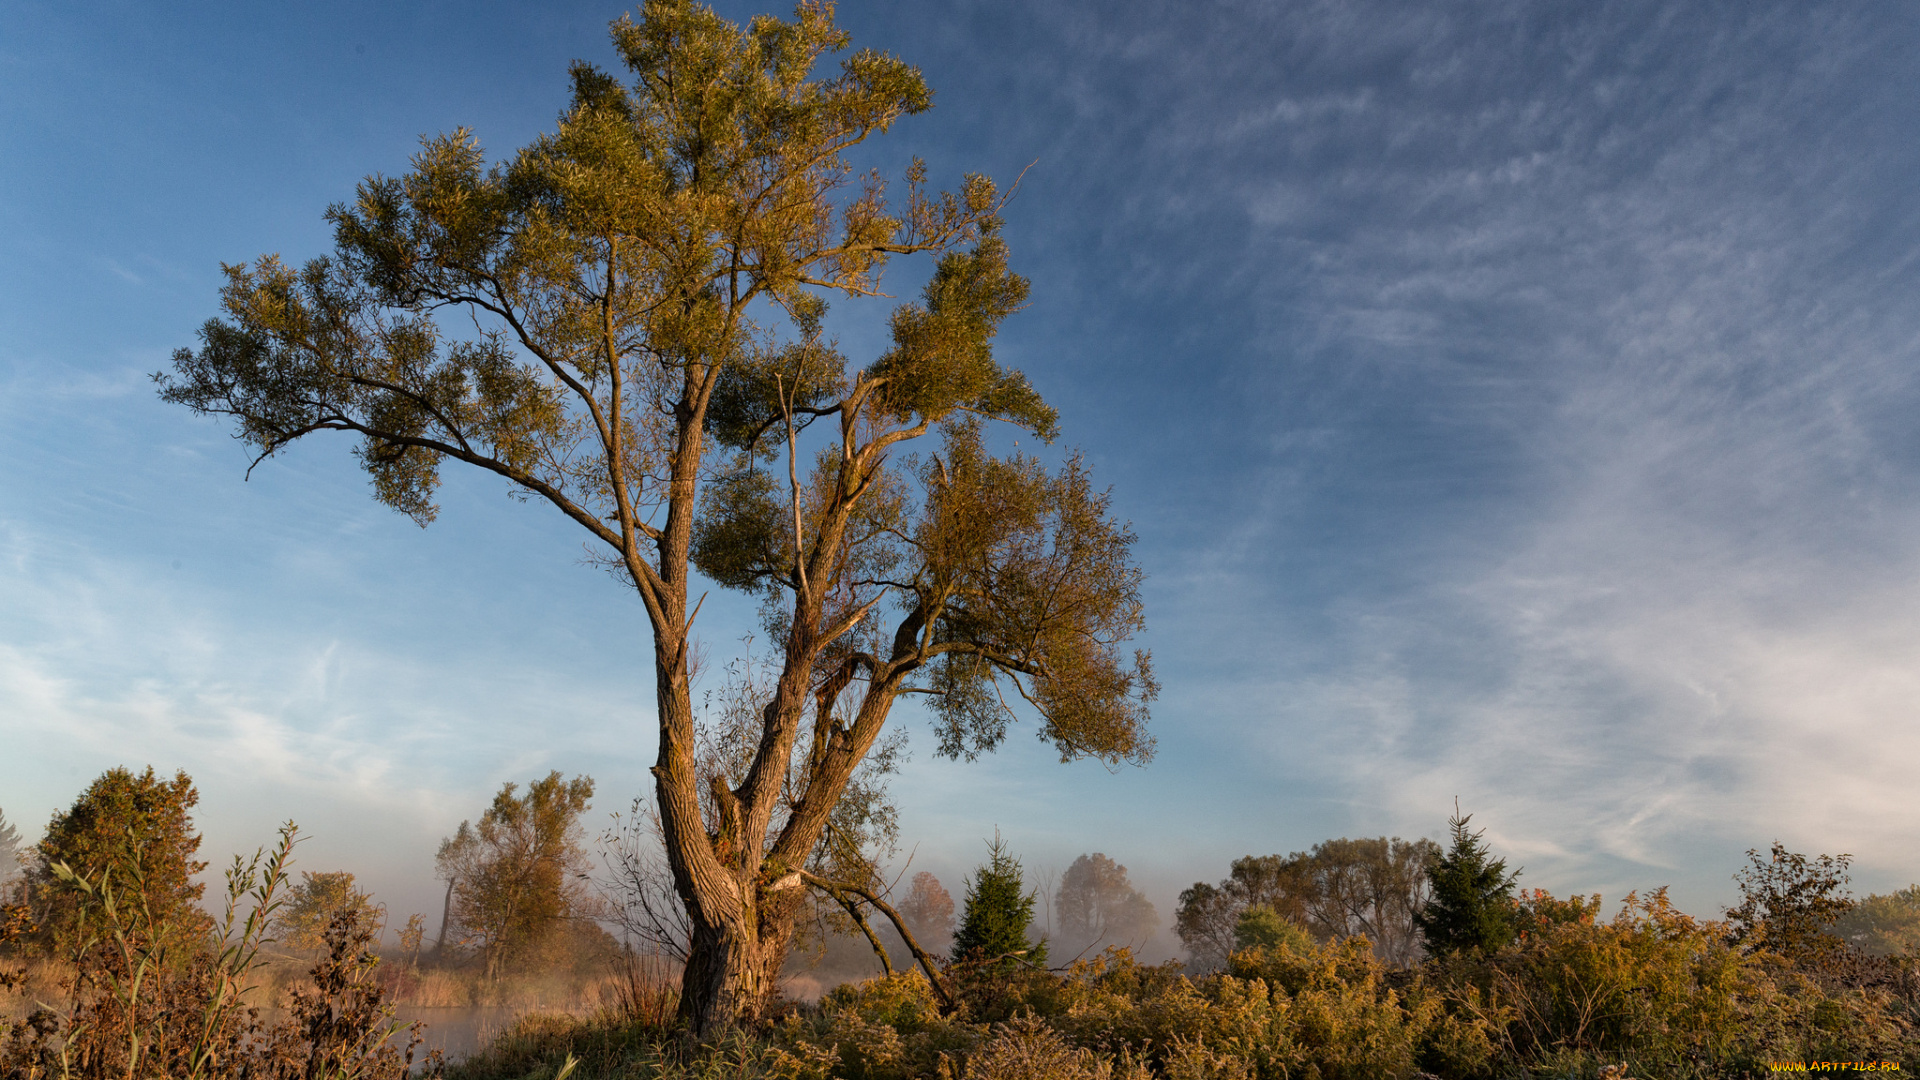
441;826;1920;1080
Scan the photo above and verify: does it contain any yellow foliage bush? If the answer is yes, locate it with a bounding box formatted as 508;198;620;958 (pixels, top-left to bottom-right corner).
1464;889;1919;1077
442;912;1919;1080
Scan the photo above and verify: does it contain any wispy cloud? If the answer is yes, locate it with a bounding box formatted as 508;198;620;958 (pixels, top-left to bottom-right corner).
1064;0;1920;902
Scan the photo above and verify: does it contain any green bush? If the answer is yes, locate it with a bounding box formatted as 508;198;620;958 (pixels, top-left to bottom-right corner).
1231;908;1312;955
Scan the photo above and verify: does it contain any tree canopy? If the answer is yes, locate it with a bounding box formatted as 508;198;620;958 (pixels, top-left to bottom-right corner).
1176;835;1436;969
1833;884;1920;956
277;871;382;952
1725;841;1853;964
1054;852;1157;954
898;871;955;956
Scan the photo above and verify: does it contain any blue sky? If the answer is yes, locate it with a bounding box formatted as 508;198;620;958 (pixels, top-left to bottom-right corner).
6;0;1920;949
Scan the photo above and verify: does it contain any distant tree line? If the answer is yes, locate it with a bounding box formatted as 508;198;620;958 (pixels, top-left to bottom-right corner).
1176;834;1436;968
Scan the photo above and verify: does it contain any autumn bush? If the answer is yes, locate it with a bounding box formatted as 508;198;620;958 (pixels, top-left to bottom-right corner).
440;916;1920;1080
1443;889;1920;1078
0;822;441;1080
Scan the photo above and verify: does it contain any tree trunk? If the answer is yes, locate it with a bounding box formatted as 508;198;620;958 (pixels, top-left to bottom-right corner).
432;878;454;956
680;917;774;1030
675;870;806;1031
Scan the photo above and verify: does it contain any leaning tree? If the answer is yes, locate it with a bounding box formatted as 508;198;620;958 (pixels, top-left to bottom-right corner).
160;0;1155;1031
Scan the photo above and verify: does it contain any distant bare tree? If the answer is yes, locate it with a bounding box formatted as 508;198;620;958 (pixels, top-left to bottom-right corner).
396;913;427;968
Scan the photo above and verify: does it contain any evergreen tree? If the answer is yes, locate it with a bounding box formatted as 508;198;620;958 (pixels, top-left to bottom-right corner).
952;833;1047;967
1413;805;1518;956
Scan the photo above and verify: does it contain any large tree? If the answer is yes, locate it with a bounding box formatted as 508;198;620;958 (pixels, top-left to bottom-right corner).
159;0;1152;1030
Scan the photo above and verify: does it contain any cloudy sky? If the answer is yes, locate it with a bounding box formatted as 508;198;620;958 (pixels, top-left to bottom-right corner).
6;0;1920;948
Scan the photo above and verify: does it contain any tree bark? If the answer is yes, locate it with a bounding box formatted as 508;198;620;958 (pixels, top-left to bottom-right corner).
680;919;766;1030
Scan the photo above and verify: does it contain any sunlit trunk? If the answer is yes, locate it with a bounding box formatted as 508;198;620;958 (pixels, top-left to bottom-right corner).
673;864;806;1031
679;916;777;1030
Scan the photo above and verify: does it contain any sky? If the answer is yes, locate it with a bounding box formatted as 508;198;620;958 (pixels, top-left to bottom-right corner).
5;0;1920;953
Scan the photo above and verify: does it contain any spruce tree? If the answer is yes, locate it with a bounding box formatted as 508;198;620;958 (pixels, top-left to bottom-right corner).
952;833;1047;967
1413;805;1519;956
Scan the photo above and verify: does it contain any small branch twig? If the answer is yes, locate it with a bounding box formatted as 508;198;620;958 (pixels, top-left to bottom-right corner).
793;868;955;1011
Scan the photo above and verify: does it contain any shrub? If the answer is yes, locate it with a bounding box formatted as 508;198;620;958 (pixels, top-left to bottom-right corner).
1232;908;1312;955
955;1015;1148;1080
1231;935;1494;1080
1466;888;1920;1077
